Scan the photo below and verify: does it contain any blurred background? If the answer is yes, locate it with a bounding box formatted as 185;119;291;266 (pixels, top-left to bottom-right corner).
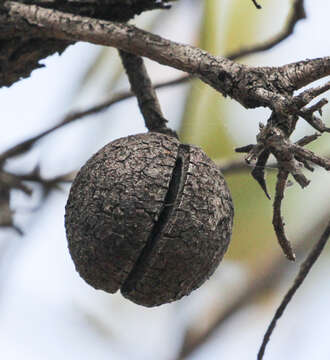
0;0;329;359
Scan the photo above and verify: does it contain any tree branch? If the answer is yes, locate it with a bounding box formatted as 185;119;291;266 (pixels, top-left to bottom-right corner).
1;0;306;155
0;75;189;165
0;0;307;88
251;0;262;10
0;0;175;86
5;1;330;114
258;219;330;359
272;170;295;260
176;213;330;360
119;50;177;136
228;0;306;60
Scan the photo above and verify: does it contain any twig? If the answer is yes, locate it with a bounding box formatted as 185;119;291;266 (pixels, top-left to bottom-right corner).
229;0;305;60
219;158;258;174
272;170;295;261
0;75;188;164
251;149;271;199
257;220;330;359
176;213;330;360
119;50;176;136
251;0;262;9
237;118;329;259
295;133;320;147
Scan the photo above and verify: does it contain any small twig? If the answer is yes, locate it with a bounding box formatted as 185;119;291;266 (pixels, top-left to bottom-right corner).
235;144;255;154
229;0;305;60
0;76;188;164
272;170;295;261
119;50;171;134
292;81;330;110
291;145;330;170
295;133;321;147
0;170;32;195
175;213;330;360
299;100;330;133
218;158;257;174
257;220;330;359
0;122;64;166
251;0;262;9
18;169;77;184
14;167;77;198
251;149;271;199
237;117;329;258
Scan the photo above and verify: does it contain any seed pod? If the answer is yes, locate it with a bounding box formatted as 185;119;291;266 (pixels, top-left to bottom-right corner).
65;132;234;307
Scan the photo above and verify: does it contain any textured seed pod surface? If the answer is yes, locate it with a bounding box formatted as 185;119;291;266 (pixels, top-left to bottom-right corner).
65;132;234;307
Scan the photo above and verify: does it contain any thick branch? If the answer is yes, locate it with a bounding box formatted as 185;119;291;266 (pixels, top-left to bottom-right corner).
5;2;239;88
6;1;330;113
0;0;174;87
0;0;307;88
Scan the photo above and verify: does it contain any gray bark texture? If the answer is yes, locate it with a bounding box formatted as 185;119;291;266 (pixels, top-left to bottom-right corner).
3;1;329;121
0;0;173;86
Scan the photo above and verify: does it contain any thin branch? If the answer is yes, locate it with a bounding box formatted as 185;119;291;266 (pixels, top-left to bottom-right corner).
282;58;330;91
299;99;330;133
176;213;330;360
18;169;77;184
251;0;262;9
251;149;271;199
292;81;330;110
218;158;256;174
295;133;321;147
0;121;65;165
229;0;305;60
0;75;189;164
119;50;165;126
291;145;330;170
0;170;32;195
272;170;295;261
5;1;237;86
257;219;330;360
119;50;177;136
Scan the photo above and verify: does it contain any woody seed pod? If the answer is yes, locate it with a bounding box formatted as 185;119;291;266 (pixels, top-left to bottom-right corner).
65;132;233;307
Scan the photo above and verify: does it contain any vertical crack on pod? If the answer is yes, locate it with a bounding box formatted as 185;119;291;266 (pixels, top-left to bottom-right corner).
121;144;189;294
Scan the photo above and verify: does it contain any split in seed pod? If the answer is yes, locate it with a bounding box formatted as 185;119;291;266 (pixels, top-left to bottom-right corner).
65;132;234;307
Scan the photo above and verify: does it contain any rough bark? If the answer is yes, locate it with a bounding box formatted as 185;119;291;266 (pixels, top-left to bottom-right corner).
0;0;172;86
4;1;330;117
